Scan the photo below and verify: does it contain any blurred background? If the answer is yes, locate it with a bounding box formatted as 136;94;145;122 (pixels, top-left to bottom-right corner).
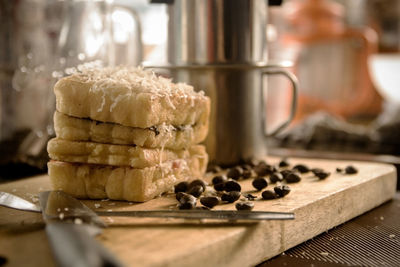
0;0;399;180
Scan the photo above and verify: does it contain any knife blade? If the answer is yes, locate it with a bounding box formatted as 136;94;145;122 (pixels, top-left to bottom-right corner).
0;191;41;212
96;210;295;220
39;191;123;267
0;191;295;221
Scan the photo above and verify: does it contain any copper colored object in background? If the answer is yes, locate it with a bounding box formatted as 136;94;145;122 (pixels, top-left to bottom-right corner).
281;0;382;122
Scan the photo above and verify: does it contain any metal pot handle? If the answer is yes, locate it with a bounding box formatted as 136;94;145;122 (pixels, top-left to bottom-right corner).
261;69;298;137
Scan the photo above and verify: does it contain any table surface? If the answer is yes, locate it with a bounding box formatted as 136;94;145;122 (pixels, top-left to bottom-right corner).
263;192;400;267
0;157;397;267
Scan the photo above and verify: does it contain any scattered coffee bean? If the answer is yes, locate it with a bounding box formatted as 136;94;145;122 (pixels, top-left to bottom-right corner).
224;180;242;192
315;171;330;180
345;165;358;174
271;165;279;173
311;168;324;175
212;175;228;185
336;167;343;173
178;193;197;209
292;164;310;173
187;185;204;197
179;201;196;210
254;163;274;176
280;169;292;179
243;193;257;201
214;182;225;191
270;172;284;183
174;181;188;193
176;192;188;201
279;158;290;168
242;169;253;179
221;191;241;203
244;158;259;167
262;190;279;200
235;201;254;211
285;172;301;183
188;179;207;191
252;177;268;191
200;196;220;208
241;164;252;171
178;193;196;203
207;164;222;173
227;166;244;180
274;185;291;197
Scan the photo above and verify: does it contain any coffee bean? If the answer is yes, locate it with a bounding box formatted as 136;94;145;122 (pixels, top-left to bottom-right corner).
345;165;358;174
174;181;188;193
254;163;274;176
179;202;196;210
178;193;197;209
279;158;290;168
274;185;291;197
176;192;187;201
262;190;279;200
200;196;220;208
243;193;257;201
212;175;227;185
214;183;225;191
252;177;268;191
292;164;310;173
311;168;324;175
241;164;252;171
227;166;243;180
244;158;259;167
207;164;222;173
314;170;330;180
285;172;301;183
188;179;207;191
270;172;284;183
280;169;292;179
235;201;254;211
242;169;253;179
187;185;204;197
221;191;241;203
224;180;241;192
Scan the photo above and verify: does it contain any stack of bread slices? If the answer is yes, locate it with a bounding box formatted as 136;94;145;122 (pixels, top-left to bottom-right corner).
47;67;210;202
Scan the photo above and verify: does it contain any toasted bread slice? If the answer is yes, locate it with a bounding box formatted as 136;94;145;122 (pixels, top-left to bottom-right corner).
48;156;207;202
53;111;208;149
54;67;210;129
47;138;207;169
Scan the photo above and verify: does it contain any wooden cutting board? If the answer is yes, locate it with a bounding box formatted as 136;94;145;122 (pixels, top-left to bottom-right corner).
0;157;397;267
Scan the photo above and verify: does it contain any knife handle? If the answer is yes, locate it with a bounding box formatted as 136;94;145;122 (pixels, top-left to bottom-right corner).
45;222;123;267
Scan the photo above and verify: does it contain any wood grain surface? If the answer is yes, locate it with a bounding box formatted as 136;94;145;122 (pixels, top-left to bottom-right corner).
0;157;397;267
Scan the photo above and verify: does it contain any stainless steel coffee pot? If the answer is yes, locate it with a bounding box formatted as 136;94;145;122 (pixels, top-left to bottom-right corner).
151;0;298;166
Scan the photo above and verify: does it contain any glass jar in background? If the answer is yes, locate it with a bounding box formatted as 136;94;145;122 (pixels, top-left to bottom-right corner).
1;0;142;168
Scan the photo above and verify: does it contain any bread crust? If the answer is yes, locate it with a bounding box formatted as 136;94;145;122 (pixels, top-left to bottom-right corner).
54;111;208;149
48;138;207;169
48;156;207;202
54;70;210;128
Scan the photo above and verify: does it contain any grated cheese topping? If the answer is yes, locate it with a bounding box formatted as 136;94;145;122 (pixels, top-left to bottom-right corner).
69;66;205;97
